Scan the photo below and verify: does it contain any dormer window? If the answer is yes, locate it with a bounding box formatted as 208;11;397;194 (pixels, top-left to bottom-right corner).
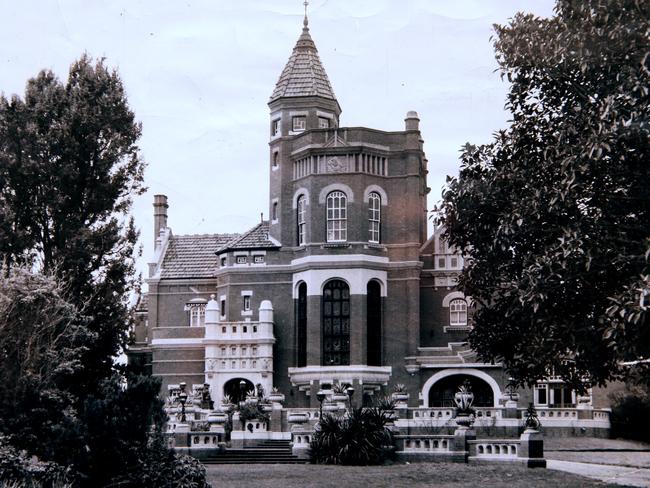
318;117;330;129
292;116;306;131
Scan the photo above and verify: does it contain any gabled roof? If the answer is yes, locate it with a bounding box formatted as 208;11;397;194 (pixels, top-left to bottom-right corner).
217;221;280;253
269;19;337;103
160;234;238;279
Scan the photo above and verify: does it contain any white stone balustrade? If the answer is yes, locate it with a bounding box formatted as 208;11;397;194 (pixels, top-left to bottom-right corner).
470;440;519;458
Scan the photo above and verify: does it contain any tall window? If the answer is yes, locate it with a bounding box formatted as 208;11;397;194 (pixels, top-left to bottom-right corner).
326;191;347;242
368;192;381;243
272;201;278;221
297;195;306;245
449;299;467;326
322;280;350;366
296;283;307;367
367;280;382;366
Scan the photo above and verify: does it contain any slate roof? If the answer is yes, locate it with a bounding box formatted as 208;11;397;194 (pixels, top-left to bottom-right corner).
269;21;337;103
217;221;279;252
160;234;238;279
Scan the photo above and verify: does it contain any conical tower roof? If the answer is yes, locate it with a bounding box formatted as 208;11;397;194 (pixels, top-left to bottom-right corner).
269;16;337;103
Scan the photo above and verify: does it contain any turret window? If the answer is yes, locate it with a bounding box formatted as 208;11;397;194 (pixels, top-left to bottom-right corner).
368;192;381;243
326;191;347;242
292;116;306;131
318;117;330;129
271;119;280;137
297;194;306;245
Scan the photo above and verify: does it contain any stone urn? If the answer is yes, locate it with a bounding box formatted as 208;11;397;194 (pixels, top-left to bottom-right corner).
454;383;475;429
322;401;339;412
287;412;310;424
268;389;285;404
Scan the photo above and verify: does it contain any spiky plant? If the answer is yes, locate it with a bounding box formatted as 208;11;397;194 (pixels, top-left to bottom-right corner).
309;408;395;465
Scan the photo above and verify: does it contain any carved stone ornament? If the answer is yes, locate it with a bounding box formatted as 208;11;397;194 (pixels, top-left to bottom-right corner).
326;156;347;173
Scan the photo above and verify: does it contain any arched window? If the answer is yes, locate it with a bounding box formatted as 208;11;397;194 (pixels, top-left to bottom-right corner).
296;282;307;367
326;191;347;242
449;299;467;326
368;192;381;243
367;280;381;366
297;195;306;245
322;280;350;365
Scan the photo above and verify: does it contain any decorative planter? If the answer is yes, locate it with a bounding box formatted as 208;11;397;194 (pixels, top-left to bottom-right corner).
332;393;348;403
262;404;273;412
207;412;227;424
323;402;339;412
268;393;285;404
218;403;234;414
287;412;310;423
391;393;409;402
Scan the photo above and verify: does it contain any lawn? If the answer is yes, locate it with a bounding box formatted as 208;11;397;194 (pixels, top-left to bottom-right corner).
205;463;623;488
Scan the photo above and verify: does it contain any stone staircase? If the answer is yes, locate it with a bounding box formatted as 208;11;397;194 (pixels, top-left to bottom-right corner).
202;439;306;464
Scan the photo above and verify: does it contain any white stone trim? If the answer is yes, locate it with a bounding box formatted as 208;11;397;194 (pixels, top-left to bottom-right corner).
363;185;388;205
442;291;467;307
316;110;334;119
240;290;253;296
421;368;502;408
292;188;310;209
150;338;204;346
292;268;387;297
287;365;392;387
318;183;354;204
291;254;388;266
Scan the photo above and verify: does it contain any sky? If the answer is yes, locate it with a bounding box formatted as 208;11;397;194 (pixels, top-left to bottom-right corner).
1;0;556;279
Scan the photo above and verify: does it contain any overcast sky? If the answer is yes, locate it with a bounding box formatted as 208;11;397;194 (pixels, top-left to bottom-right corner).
1;0;556;278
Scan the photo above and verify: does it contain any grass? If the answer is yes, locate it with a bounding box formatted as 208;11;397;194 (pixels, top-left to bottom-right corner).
205;463;624;488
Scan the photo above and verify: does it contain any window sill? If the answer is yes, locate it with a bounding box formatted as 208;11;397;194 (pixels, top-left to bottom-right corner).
444;325;471;333
322;242;350;248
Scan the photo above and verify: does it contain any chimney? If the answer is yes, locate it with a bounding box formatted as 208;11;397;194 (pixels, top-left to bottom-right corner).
405;111;420;131
153;194;168;250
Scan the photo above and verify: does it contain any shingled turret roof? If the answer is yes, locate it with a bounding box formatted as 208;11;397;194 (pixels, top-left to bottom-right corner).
269;15;337;103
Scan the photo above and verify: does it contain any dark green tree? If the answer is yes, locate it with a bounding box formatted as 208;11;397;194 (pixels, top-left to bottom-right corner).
0;57;210;487
438;1;650;389
0;54;145;392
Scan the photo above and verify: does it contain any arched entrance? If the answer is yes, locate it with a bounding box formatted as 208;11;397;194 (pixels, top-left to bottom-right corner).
428;374;494;408
223;378;254;403
422;368;502;408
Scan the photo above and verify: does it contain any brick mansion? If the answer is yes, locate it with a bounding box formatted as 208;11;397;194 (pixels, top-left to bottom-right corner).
128;11;611;435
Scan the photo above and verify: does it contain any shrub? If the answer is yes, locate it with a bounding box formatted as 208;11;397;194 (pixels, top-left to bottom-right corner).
309;408;395;465
0;435;71;487
610;386;650;442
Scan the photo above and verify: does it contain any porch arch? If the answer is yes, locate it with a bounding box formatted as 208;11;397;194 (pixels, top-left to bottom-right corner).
421;368;502;408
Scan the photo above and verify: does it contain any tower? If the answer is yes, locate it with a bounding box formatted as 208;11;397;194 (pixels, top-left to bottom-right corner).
268;9;341;244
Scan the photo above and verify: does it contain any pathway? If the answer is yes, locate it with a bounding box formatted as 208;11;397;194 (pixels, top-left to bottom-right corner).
547;459;650;487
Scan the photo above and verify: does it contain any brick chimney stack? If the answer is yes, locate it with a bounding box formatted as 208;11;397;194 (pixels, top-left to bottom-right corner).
153;194;168;250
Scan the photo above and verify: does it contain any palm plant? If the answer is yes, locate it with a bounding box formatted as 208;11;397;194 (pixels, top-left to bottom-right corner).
309;407;395;465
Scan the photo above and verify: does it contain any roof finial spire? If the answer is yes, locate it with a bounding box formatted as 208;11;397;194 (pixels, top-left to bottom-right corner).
303;0;309;28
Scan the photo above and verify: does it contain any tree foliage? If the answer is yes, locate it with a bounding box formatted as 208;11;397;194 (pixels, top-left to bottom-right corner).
0;54;145;391
0;57;210;487
438;1;650;388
